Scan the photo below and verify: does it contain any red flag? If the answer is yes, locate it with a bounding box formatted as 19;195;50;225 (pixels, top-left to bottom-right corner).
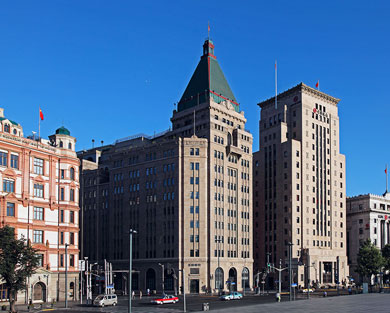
39;108;44;121
208;23;210;33
315;80;319;88
385;168;387;174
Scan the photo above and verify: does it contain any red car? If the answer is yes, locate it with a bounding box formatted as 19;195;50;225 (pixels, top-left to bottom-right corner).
151;295;179;304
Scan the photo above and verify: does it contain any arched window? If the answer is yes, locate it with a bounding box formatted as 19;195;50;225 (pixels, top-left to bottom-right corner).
70;168;75;180
68;142;72;150
59;141;63;148
215;267;224;291
4;124;10;133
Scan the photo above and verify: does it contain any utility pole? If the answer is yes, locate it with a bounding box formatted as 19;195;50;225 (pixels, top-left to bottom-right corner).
65;244;69;308
128;229;137;313
158;263;165;295
84;257;89;304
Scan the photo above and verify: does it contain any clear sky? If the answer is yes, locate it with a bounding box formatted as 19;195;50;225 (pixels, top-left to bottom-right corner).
0;0;389;197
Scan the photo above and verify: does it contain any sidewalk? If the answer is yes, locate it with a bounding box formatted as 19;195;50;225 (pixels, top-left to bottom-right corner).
15;301;80;313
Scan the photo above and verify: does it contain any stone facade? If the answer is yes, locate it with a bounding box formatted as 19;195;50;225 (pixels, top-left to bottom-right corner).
78;39;253;294
346;193;390;282
0;108;80;304
253;83;349;288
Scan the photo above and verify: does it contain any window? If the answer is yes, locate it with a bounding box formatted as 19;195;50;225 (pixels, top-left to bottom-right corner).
70;211;75;223
10;154;18;169
3;179;14;192
6;202;15;216
195;148;199;155
60;188;64;200
33;207;44;220
70;255;75;267
0;152;8;166
60;210;64;223
60;232;64;244
70;168;75;180
70;232;74;245
70;189;75;201
60;254;64;267
36;254;44;267
34;158;44;175
33;230;43;243
34;184;44;198
61;169;65;179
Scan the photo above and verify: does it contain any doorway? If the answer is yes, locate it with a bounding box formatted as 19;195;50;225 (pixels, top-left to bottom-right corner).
33;282;46;302
190;279;199;293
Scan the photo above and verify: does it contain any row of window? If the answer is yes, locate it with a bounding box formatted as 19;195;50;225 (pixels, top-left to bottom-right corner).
0;152;18;169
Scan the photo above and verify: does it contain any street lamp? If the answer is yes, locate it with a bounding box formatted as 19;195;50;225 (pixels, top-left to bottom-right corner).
65;243;69;308
158;263;165;295
287;242;293;301
128;229;137;313
215;238;222;295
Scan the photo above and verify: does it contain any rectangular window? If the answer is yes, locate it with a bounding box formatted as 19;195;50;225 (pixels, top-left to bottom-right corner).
60;210;64;223
60;188;64;200
70;189;75;201
6;202;15;216
3;179;14;192
60;254;64;267
34;158;44;175
33;207;44;220
34;184;44;198
70;211;75;223
36;254;44;267
70;232;74;245
61;169;65;179
60;232;64;244
0;151;8;166
10;154;18;169
33;230;43;243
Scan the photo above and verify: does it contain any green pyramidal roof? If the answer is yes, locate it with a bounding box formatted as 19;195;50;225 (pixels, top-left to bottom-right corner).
178;39;239;113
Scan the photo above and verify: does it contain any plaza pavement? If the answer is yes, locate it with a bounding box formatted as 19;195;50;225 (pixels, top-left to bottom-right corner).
204;293;390;313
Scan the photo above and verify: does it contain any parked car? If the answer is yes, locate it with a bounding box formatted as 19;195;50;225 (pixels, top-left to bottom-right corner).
302;288;315;293
220;292;243;300
93;294;118;307
151;295;179;304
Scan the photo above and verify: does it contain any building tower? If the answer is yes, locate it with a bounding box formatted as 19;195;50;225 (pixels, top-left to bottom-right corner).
78;38;253;294
253;83;348;288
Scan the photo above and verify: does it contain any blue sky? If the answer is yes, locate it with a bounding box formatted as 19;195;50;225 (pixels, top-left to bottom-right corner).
0;0;389;197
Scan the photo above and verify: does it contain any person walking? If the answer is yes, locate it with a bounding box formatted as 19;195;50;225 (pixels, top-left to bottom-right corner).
132;290;135;299
139;290;142;299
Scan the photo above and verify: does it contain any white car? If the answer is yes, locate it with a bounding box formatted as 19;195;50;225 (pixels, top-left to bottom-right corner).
151;295;179;304
93;294;118;307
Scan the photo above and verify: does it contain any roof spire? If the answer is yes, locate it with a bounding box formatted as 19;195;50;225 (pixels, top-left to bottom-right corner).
202;39;215;59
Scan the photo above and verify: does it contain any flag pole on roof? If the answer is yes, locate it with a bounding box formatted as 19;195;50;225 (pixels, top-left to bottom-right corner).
385;165;388;192
208;21;210;40
39;106;44;142
275;60;277;109
316;80;320;91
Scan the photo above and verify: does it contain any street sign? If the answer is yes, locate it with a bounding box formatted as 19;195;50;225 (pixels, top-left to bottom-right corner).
79;260;85;271
291;283;297;287
107;284;114;289
231;282;236;285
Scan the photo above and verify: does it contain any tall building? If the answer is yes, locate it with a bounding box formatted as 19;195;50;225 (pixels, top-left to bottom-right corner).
0;108;80;304
78;39;253;294
346;192;390;282
253;83;348;288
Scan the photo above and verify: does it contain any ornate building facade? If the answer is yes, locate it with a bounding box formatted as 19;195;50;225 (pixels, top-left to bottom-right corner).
79;39;253;294
0;108;80;304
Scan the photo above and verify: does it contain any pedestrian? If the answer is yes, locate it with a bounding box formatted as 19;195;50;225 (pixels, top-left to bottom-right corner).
139;290;142;299
147;288;150;296
276;292;281;302
132;290;135;299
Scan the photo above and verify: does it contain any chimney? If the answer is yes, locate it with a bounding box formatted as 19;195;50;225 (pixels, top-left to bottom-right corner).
0;108;4;118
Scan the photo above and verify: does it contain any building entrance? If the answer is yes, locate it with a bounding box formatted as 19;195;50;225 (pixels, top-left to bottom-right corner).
190;279;199;293
33;282;46;302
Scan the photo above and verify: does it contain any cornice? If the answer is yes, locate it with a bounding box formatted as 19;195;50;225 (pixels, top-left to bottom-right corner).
258;82;340;109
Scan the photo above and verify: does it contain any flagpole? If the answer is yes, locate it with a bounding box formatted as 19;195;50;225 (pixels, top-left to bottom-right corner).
386;164;388;193
275;60;277;109
38;106;41;142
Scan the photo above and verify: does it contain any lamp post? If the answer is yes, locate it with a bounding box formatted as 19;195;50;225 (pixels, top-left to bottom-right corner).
178;269;186;312
158;263;165;295
288;242;293;301
128;229;137;313
65;244;69;308
215;238;222;295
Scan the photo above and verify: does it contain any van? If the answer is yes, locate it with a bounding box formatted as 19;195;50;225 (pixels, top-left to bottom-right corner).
93;294;118;307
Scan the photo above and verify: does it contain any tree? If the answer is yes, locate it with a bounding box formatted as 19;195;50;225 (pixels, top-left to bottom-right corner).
356;239;384;283
0;226;40;313
382;244;390;272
